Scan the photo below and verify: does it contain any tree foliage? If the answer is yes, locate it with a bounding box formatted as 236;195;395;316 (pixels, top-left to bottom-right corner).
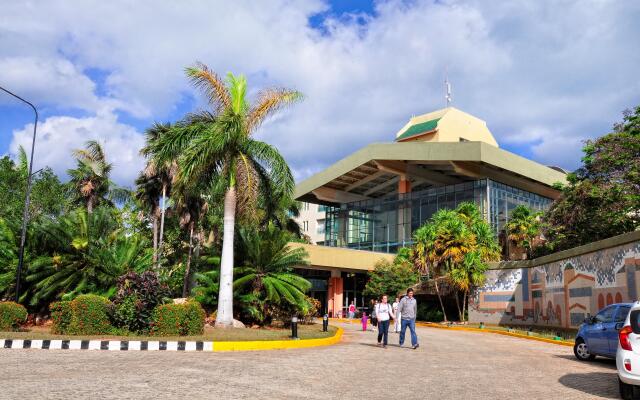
540;106;640;254
363;254;420;300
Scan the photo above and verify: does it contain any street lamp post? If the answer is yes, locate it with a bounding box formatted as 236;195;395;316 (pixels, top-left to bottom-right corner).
0;86;38;303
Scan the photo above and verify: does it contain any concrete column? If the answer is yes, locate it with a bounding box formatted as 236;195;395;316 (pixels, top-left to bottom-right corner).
328;276;344;318
397;176;412;246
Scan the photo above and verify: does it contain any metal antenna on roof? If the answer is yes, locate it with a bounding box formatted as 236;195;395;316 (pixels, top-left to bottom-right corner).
444;71;452;107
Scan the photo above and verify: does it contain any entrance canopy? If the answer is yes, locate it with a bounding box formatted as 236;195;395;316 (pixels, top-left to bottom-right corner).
295;141;566;204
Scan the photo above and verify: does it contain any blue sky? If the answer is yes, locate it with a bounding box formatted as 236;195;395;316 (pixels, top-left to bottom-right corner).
1;0;639;186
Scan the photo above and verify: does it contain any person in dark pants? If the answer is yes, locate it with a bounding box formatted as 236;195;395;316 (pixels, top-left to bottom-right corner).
397;288;419;349
375;295;396;348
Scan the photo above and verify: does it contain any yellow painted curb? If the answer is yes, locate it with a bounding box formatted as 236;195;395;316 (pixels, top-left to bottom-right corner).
418;322;574;347
211;328;343;352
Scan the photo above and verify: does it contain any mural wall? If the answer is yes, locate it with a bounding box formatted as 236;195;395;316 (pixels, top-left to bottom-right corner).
469;236;640;329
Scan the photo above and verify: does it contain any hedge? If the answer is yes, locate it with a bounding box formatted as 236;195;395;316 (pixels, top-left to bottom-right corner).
150;301;205;336
51;295;113;335
69;295;112;335
0;301;27;331
50;301;73;334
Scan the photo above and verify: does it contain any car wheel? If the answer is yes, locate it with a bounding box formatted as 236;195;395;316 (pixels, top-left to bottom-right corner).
619;378;638;400
573;338;595;361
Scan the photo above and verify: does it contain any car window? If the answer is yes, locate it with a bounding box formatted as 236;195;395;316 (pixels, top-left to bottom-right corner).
595;306;616;323
615;306;631;322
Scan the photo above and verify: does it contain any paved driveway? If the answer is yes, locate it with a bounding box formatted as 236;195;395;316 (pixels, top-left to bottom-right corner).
0;323;619;399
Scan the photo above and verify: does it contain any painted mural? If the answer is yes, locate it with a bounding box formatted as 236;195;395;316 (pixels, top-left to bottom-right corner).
469;239;640;329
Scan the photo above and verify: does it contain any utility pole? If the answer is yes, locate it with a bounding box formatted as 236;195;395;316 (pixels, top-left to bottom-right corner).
0;86;38;303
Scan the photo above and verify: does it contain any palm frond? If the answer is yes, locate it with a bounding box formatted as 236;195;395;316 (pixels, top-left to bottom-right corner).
185;62;231;114
246;88;303;133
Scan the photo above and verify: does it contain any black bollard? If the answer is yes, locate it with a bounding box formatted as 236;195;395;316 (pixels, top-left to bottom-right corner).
322;314;328;332
291;316;299;340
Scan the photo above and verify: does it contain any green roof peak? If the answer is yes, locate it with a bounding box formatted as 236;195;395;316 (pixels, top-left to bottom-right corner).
396;118;440;141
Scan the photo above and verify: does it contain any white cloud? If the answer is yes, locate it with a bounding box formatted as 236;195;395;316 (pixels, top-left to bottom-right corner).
1;0;639;185
9;111;145;186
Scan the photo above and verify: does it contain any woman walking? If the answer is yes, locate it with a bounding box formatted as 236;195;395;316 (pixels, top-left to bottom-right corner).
375;295;395;348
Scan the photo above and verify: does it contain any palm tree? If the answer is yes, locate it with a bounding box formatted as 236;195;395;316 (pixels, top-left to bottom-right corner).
444;203;500;321
140;123;176;266
157;63;302;327
25;207;152;305
413;209;476;322
505;205;541;259
175;190;207;298
234;223;310;325
134;171;162;265
67;141;129;213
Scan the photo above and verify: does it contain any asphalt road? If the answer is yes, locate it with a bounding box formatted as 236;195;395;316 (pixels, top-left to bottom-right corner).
0;323;619;399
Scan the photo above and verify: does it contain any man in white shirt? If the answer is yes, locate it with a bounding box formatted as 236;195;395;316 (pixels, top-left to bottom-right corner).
375;295;396;348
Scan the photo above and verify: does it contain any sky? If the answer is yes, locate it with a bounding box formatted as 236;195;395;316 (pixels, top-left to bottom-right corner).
0;0;639;187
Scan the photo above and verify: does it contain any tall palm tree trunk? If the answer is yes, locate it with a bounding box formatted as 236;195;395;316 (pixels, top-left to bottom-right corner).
158;184;167;266
182;222;194;298
463;289;469;322
455;290;463;322
215;186;236;328
152;212;158;265
434;278;448;322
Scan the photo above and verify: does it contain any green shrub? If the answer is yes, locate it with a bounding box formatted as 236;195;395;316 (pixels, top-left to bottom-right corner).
417;303;444;322
50;301;73;334
69;294;112;335
0;301;27;331
150;301;205;336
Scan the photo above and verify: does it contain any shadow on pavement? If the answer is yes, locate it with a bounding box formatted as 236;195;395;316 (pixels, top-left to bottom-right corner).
554;354;617;367
558;372;618;399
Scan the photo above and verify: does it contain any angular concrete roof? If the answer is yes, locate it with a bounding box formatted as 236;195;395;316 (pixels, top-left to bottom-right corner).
395;107;499;147
295;141;566;204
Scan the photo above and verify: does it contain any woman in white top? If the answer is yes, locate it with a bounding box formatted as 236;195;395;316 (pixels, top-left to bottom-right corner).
375;295;396;348
392;297;401;333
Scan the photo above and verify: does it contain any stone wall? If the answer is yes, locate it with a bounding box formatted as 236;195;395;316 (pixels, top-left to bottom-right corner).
469;230;640;329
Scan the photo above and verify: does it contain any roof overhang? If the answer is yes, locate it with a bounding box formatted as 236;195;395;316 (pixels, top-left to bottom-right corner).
295;141;566;204
290;242;395;272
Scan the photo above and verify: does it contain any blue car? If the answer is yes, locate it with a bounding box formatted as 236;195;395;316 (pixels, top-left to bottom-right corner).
574;303;633;361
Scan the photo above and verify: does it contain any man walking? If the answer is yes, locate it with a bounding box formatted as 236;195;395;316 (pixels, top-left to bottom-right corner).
397;288;419;349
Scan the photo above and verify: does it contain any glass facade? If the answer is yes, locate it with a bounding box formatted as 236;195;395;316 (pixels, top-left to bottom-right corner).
324;179;552;253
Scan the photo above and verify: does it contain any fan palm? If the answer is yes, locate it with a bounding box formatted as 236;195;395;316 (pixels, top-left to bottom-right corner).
155;63;302;327
505;205;542;259
67;140;130;213
25;207;152;305
233;223;310;325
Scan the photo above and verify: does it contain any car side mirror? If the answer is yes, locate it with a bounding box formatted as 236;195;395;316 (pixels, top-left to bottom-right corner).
583;317;591;324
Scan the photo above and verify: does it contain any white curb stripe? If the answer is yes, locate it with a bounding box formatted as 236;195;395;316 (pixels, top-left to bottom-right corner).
89;341;101;350
31;340;43;349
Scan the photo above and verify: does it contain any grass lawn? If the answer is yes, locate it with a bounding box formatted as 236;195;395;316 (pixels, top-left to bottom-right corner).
0;323;337;342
